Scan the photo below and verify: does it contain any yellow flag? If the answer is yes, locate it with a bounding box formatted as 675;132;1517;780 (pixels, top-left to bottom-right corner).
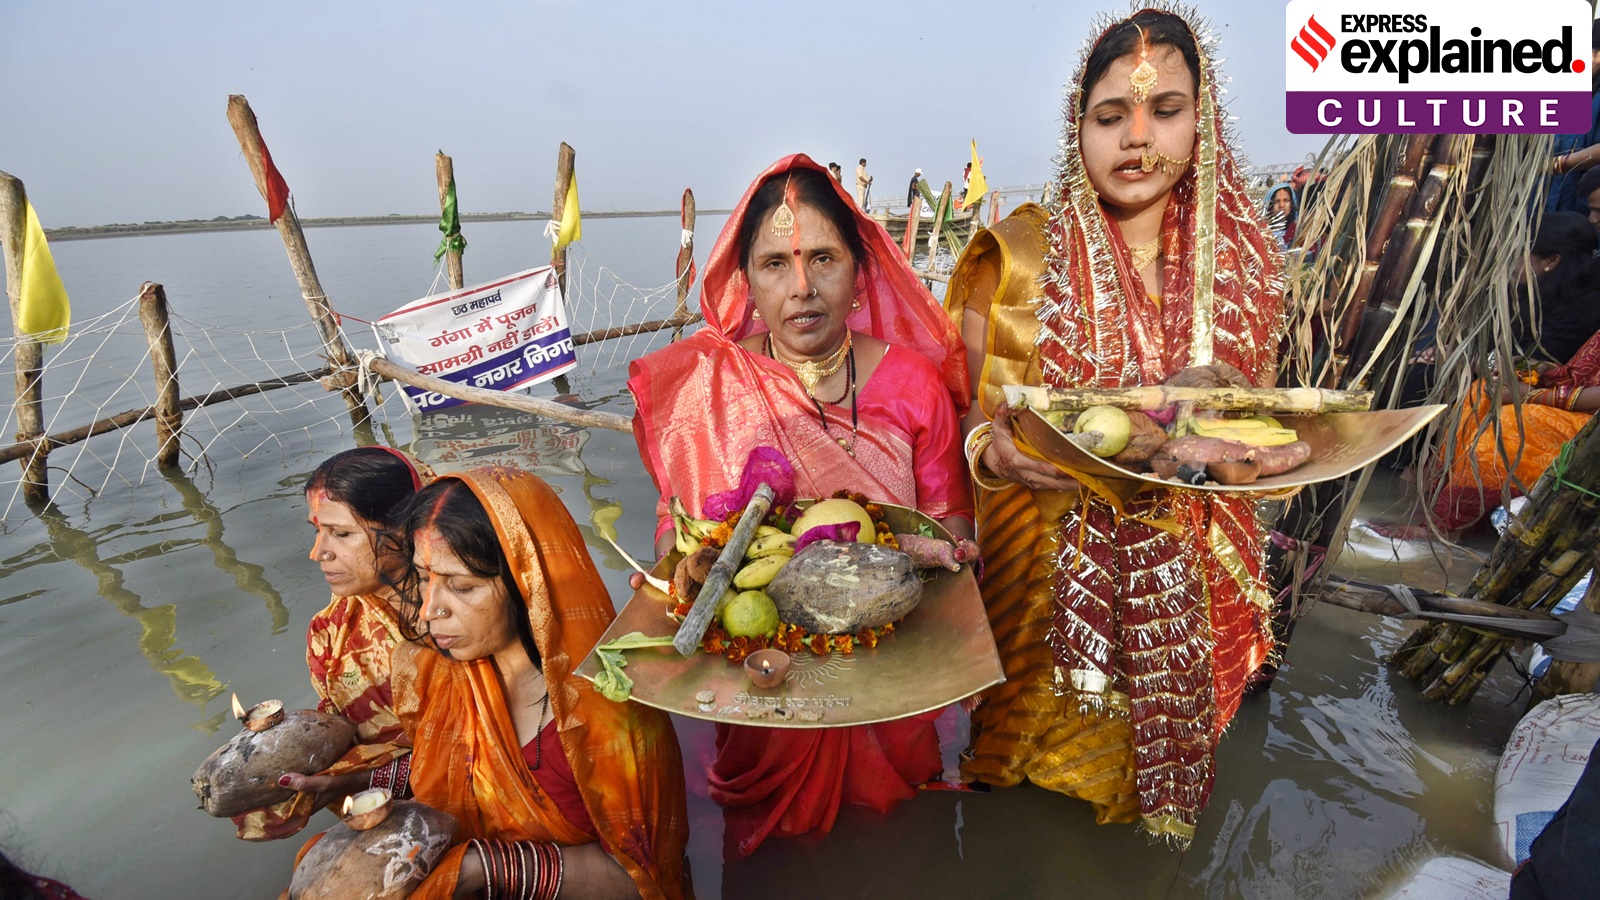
966;140;989;208
19;200;70;343
554;173;581;259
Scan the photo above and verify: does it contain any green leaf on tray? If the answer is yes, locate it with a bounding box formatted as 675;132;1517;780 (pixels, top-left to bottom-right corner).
593;632;677;702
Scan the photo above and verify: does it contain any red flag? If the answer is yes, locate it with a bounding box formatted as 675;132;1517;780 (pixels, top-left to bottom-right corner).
258;134;290;224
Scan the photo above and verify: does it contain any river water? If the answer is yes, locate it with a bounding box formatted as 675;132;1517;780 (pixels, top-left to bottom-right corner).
0;220;1529;898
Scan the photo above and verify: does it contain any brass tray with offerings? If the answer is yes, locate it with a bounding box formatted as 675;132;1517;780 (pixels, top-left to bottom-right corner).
576;503;1003;728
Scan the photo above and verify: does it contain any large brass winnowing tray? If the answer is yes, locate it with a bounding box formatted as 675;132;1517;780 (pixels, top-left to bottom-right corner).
1013;404;1448;493
576;505;1003;728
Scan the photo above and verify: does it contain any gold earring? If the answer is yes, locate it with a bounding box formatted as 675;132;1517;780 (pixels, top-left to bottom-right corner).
752;308;762;320
1129;23;1158;105
851;298;861;311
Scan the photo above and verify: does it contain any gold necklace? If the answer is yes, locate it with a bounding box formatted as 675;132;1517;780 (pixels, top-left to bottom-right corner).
1130;237;1162;273
768;332;852;398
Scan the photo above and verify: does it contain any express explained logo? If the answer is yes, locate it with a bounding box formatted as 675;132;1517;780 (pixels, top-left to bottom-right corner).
1291;16;1338;72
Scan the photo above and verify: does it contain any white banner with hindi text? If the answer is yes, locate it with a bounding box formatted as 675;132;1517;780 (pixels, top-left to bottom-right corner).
376;266;577;412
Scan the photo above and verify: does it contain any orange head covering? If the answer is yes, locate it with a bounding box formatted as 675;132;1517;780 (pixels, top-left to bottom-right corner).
392;466;690;900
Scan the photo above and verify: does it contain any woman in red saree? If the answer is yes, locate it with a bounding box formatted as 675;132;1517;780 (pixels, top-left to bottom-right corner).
388;466;690;899
628;156;975;854
946;5;1284;847
238;446;426;841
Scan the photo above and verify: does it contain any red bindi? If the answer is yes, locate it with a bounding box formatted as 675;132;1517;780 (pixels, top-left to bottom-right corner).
793;249;801;256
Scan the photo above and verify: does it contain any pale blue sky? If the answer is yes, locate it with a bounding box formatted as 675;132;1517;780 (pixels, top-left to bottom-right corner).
1;1;1324;227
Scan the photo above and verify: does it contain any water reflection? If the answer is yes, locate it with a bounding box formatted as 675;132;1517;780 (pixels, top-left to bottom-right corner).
33;502;227;712
165;469;290;634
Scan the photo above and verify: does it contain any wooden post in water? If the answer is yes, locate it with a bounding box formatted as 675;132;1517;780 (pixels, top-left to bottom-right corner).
435;151;465;291
549;142;577;394
674;189;695;341
901;186;922;260
137;282;182;468
0;170;49;502
225;95;370;427
552;142;577;298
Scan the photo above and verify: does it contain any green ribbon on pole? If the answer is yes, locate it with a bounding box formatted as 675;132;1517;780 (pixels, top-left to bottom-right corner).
434;176;467;262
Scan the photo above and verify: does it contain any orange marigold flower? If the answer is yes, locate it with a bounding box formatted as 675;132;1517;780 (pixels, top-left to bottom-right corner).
831;489;850;499
880;622;896;636
831;635;854;654
856;628;879;649
864;503;884;520
809;633;830;655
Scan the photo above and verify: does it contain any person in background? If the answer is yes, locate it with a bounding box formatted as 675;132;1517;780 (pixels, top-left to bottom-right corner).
828;161;843;182
1545;19;1600;213
959;162;972;205
1263;181;1298;250
855;157;873;208
242;446;428;841
907;167;923;207
1577;165;1600;236
378;467;691;899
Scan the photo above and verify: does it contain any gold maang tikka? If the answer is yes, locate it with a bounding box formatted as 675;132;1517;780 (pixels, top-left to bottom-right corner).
1129;23;1158;105
771;175;796;236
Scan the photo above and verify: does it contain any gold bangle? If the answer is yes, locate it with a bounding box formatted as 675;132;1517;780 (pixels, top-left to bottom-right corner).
963;423;1011;492
1570;388;1586;411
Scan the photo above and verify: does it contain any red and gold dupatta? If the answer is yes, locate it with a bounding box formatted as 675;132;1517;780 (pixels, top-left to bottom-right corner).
396;467;690;899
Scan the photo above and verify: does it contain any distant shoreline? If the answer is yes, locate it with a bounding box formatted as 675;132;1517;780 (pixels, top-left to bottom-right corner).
45;210;734;242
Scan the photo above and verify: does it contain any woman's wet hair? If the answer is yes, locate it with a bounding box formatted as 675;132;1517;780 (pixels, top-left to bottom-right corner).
737;167;868;273
387;479;540;668
1082;10;1201;101
304;447;419;527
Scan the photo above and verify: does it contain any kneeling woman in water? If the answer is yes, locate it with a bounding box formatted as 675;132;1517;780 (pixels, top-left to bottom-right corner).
389;466;691;899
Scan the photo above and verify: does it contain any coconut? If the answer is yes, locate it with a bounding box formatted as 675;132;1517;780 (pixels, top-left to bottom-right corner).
766;540;923;634
1073;406;1132;458
288;800;458;899
191;709;356;817
789;498;875;543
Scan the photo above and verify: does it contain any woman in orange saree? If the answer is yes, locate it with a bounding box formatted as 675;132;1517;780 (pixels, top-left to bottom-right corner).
387;467;690;899
1432;328;1600;529
627;156;974;854
238;446;426;841
946;5;1284;847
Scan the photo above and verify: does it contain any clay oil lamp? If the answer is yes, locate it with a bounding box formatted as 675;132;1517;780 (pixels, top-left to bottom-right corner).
340;788;394;831
744;649;791;689
232;693;284;732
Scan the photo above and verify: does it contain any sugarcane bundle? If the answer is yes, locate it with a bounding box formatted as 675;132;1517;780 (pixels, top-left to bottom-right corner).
1393;415;1600;704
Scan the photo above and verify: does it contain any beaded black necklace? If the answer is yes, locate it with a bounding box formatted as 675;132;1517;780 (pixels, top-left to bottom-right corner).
766;335;859;455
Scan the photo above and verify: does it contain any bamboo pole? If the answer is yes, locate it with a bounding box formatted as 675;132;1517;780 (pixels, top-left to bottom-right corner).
925;181;953;273
0;368;334;465
435;151;464;291
902;185;923;259
673;189;695;341
574;313;701;347
362;353;631;434
137;282;182;468
225;95;369;428
0;169;49;502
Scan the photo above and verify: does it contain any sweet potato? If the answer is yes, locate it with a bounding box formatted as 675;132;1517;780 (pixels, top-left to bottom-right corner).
1253;440;1312;476
895;533;961;571
192;710;356;817
288;800;458;899
1151;435;1255;468
1110;410;1169;467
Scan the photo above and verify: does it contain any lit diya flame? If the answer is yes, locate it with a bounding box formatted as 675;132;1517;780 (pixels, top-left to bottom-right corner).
744;649;791;689
233;694;285;732
341;788;393;830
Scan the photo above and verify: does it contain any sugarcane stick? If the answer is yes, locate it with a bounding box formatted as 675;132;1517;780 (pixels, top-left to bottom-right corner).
671;484;774;657
1533;549;1600;702
1002;384;1372;414
1325;134;1436;388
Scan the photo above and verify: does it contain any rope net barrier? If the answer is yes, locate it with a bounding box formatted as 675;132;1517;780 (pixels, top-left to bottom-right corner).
0;242;697;525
